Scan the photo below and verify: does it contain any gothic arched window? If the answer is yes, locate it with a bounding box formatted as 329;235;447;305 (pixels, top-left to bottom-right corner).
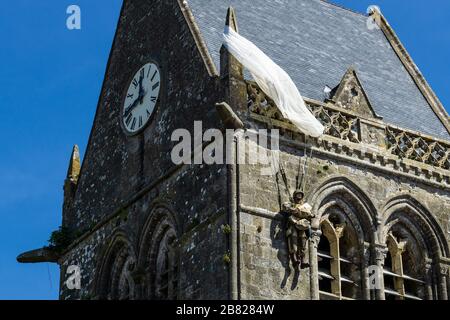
381;197;450;300
97;236;136;300
139;209;180;300
113;254;136;300
318;208;363;300
383;231;426;300
154;227;179;300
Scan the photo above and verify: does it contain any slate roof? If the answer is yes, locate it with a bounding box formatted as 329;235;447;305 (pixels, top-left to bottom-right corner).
187;0;450;140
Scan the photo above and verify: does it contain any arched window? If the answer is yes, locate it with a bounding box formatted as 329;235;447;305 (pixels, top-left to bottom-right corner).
381;196;450;300
138;208;180;300
383;231;426;300
310;177;379;301
154;227;179;300
318;207;363;300
113;254;136;300
96;236;136;300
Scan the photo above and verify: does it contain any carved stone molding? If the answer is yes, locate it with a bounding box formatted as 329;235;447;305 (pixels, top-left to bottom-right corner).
309;229;322;248
374;244;388;265
440;264;449;276
248;81;360;143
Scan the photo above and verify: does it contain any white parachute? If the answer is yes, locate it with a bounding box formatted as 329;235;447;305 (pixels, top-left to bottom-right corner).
223;26;324;138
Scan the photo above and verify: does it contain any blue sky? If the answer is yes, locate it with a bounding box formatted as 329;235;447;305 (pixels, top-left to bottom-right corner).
0;0;449;300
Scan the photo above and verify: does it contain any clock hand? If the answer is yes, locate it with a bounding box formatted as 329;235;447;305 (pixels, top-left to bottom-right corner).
124;70;147;120
123;97;140;119
138;71;145;103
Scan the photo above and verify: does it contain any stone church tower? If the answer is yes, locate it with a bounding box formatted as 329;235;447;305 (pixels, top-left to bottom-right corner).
19;0;450;300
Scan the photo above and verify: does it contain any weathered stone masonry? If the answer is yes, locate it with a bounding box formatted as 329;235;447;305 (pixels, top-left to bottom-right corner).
18;0;450;300
58;0;231;300
235;69;450;300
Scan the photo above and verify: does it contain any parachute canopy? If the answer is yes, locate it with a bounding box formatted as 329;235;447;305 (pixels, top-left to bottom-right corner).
223;26;324;138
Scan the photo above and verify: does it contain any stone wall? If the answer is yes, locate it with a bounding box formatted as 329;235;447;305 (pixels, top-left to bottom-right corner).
235;129;450;299
57;0;450;300
65;0;223;232
60;0;230;300
60;163;229;300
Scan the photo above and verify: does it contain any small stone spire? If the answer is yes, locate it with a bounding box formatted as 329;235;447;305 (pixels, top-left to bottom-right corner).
64;145;81;208
220;6;241;78
63;145;81;227
66;145;81;184
225;6;239;33
220;6;246;115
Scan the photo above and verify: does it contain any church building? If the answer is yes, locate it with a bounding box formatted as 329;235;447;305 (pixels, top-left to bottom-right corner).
18;0;450;300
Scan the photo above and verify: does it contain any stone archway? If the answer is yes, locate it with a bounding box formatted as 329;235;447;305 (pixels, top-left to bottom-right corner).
95;232;137;300
380;195;449;300
308;176;378;300
137;206;180;300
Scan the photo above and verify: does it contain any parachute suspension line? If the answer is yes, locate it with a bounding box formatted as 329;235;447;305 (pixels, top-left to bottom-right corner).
296;155;303;191
279;161;293;203
296;139;307;191
300;136;314;193
267;118;293;202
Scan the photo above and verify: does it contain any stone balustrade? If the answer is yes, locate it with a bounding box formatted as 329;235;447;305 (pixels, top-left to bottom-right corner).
246;81;450;184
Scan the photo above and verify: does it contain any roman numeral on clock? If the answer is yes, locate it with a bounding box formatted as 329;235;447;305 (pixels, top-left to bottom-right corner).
131;117;137;130
127;93;134;98
152;82;160;91
151;70;158;81
132;78;138;88
147;65;152;78
125;113;133;126
139;116;143;127
150;96;157;103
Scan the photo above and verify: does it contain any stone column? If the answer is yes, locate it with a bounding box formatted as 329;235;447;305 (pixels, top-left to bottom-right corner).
362;242;371;300
439;264;449;300
447;269;450;301
131;267;146;300
309;229;322;300
374;244;388;300
424;261;434;300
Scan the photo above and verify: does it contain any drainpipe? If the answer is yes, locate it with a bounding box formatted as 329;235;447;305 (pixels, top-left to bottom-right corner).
228;133;240;300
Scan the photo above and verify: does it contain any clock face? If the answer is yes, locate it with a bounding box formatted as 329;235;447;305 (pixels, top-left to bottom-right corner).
122;62;161;134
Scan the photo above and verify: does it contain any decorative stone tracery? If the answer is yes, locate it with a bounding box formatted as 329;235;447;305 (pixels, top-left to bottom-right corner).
247;80;450;187
247;81;361;143
385;126;450;170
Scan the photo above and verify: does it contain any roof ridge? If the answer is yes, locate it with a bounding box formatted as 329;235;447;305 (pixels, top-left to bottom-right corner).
318;0;368;18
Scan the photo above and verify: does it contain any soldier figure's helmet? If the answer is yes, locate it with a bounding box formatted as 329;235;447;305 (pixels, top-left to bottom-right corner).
293;190;305;203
